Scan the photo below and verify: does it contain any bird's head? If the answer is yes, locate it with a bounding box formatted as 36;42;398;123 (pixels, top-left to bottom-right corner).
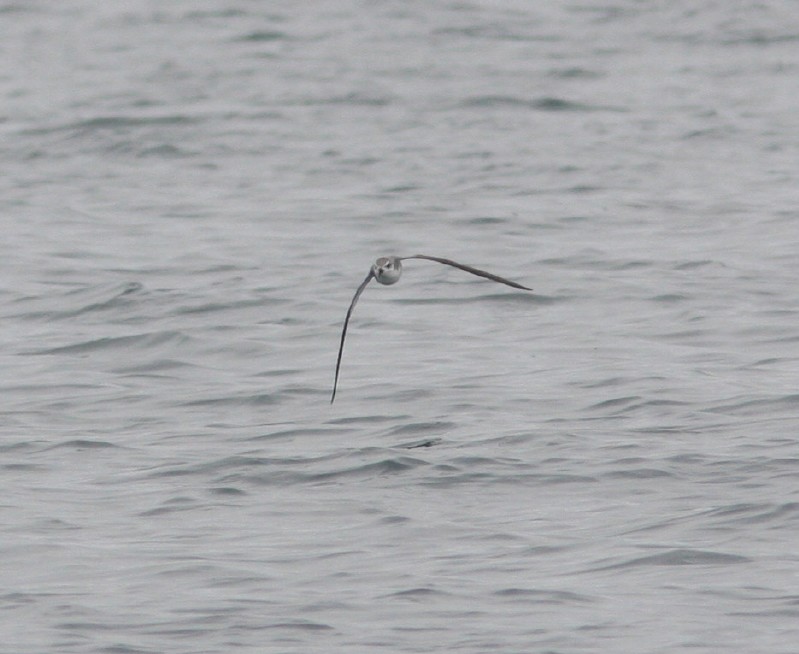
372;256;402;285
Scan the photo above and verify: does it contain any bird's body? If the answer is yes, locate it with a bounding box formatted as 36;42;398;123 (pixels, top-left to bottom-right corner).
331;254;532;403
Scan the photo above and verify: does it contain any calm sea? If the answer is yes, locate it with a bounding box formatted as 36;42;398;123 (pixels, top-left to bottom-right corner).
2;2;798;652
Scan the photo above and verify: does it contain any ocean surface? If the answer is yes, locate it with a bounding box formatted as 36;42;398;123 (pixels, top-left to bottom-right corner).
2;2;799;652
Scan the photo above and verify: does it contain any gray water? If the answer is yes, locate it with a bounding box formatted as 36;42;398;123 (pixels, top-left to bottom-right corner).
2;2;799;652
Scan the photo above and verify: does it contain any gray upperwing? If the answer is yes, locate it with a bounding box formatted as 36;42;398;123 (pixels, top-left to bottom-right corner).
331;270;374;403
402;254;532;291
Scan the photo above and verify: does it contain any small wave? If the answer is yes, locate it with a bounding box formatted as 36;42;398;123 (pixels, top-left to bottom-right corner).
247;426;350;441
179;392;279;408
590;548;750;572
263;621;334;632
382;587;452;600
707;393;799;417
382;421;457;437
30;330;189;355
328;414;411;426
457;95;622;112
141;449;431;487
172;297;272;316
603;467;674;479
705;502;799;527
11;281;144;321
235;30;288;42
650;293;688;303
113;358;194;374
400;438;442;449
722;31;799;46
547;67;603;79
42;439;121;451
22;115;198;136
208;487;246;496
302;456;429;483
227;455;430;486
463;215;510;225
585;396;641;411
433;25;555;42
493;588;594;604
297;92;392;107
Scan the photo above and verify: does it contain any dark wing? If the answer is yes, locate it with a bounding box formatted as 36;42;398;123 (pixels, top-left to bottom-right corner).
331;269;374;403
401;254;532;291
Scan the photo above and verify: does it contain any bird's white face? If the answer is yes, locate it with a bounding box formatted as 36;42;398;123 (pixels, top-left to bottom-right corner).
373;256;402;285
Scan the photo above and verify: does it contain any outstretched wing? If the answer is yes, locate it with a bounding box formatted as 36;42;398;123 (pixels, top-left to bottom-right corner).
401;254;532;291
331;269;374;403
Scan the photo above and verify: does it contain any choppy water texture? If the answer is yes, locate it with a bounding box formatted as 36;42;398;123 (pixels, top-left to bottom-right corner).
2;2;799;652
